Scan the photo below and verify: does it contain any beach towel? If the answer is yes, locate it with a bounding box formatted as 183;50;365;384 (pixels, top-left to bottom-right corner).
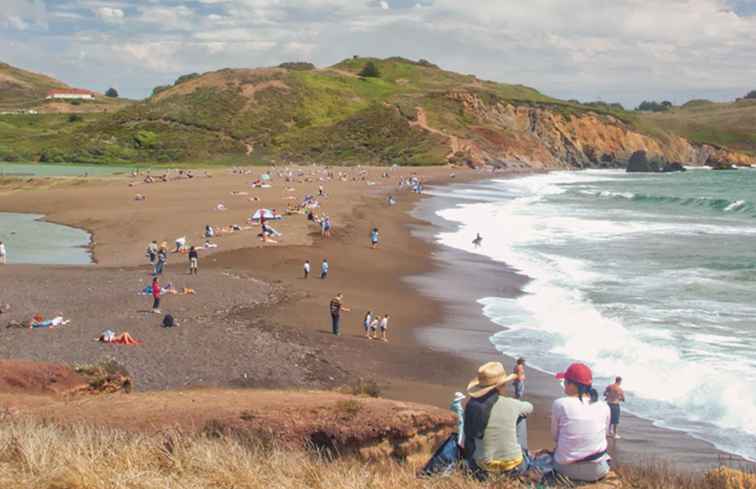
31;316;70;329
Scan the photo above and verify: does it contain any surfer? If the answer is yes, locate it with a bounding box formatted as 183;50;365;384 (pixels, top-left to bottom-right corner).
472;233;483;247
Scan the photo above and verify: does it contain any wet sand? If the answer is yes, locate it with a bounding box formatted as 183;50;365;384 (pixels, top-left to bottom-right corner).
0;165;742;472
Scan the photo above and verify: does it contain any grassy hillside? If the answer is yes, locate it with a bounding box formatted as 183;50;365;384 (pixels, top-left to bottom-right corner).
0;62;132;114
2;57;753;166
0;62;68;110
2;57;627;165
637;99;756;155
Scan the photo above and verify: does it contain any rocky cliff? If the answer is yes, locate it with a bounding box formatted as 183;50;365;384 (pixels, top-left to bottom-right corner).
424;91;756;170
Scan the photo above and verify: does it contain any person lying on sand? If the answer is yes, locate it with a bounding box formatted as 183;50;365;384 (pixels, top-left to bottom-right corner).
97;330;143;345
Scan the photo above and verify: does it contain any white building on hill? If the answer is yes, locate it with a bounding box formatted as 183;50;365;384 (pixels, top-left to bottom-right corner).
46;88;96;100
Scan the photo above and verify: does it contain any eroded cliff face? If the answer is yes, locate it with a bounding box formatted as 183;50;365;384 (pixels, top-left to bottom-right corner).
433;92;756;169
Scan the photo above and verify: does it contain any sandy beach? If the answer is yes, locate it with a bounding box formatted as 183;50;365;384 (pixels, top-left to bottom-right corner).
0;165;740;472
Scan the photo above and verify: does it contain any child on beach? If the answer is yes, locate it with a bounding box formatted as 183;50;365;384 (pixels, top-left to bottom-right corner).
146;240;158;264
370;228;379;249
369;316;380;339
151;277;161;314
0;241;5;264
450;392;466;447
320;259;329;279
363;311;372;338
304;260;311;279
188;246;199;275
379;314;390;342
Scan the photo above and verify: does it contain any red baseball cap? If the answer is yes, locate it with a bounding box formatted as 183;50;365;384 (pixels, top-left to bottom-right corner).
556;363;593;385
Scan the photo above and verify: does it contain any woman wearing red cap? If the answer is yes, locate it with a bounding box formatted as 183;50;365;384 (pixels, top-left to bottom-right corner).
551;362;611;482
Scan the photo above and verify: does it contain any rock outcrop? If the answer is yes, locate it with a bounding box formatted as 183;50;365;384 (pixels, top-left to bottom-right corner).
418;92;756;170
626;151;660;172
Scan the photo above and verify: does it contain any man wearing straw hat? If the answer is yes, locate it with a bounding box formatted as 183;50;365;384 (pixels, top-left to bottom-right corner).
463;361;534;480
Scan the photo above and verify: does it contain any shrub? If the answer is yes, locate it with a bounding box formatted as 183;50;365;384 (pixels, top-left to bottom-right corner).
744;90;756;100
133;130;159;149
105;88;119;98
637;100;673;112
278;62;316;71
348;378;382;398
334;399;362;419
358;61;381;78
68;114;83;123
151;85;171;97
174;73;200;85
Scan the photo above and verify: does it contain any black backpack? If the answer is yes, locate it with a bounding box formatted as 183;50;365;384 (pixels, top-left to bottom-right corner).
162;314;176;328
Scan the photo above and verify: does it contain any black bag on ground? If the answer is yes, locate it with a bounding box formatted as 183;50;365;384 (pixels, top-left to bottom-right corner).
419;433;461;477
162;314;176;328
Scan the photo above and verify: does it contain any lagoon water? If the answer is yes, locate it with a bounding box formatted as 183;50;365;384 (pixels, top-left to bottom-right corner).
0;162;131;177
0;213;92;265
433;169;756;462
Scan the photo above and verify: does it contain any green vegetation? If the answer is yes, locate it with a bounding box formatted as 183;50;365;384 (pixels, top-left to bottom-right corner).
0;62;67;110
744;90;756;100
636;99;756;154
637;100;673;112
358;61;381;78
3;56;756;165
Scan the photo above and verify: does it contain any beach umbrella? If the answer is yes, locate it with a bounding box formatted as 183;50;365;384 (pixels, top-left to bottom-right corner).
251;208;278;221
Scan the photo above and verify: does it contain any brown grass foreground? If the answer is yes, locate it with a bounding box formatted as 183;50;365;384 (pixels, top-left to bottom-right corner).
0;419;754;489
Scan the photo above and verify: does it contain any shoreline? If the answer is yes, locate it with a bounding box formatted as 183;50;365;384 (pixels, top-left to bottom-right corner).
406;176;749;470
0;165;749;473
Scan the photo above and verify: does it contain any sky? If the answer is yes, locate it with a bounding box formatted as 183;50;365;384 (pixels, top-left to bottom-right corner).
2;0;756;107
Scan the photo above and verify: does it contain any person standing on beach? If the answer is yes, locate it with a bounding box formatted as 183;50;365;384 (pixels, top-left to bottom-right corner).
379;314;390;342
320;258;329;279
329;293;350;336
370;227;380;249
146;240;158;264
188;246;199;275
604;377;626;439
363;311;372;338
151;277;161;314
513;358;526;400
0;241;6;265
154;246;167;276
304;260;311;279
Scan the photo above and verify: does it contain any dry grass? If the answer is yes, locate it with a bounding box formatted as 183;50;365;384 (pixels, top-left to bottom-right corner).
0;419;752;489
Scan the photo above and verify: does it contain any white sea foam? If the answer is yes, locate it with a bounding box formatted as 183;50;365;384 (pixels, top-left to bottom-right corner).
433;170;756;461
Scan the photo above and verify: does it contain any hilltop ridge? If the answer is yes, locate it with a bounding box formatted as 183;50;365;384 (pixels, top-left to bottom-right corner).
2;57;755;167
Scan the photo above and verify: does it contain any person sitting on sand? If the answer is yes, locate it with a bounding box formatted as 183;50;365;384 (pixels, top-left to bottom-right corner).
205;225;215;238
463;362;534;480
549;363;611;483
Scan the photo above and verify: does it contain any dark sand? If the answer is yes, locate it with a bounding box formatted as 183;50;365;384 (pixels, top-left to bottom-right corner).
0;165;743;472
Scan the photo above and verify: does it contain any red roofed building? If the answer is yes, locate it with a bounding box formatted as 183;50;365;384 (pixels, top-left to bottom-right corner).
46;88;96;100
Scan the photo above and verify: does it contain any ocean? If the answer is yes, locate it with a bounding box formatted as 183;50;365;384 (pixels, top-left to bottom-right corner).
0;213;92;265
432;168;756;462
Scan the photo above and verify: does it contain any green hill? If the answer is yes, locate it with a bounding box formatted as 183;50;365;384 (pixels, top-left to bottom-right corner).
1;57;754;167
636;99;756;155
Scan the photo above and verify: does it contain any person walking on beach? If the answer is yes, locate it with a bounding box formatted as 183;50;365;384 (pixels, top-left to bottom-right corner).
320;258;329;279
304;260;311;279
0;241;6;265
379;314;390;342
473;233;483;248
146;240;158;264
363;311;372;338
604;377;626;439
370;227;380;249
188;246;199;275
329;293;350;336
151;277;161;314
154;246;167;276
513;358;526;400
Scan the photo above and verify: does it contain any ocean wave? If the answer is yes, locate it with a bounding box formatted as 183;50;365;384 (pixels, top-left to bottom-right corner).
575;189;755;214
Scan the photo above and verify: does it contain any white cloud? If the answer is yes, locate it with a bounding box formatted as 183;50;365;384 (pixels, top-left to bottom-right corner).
95;7;125;23
3;0;756;106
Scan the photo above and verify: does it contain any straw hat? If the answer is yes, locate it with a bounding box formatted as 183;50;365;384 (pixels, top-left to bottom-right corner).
467;362;518;398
